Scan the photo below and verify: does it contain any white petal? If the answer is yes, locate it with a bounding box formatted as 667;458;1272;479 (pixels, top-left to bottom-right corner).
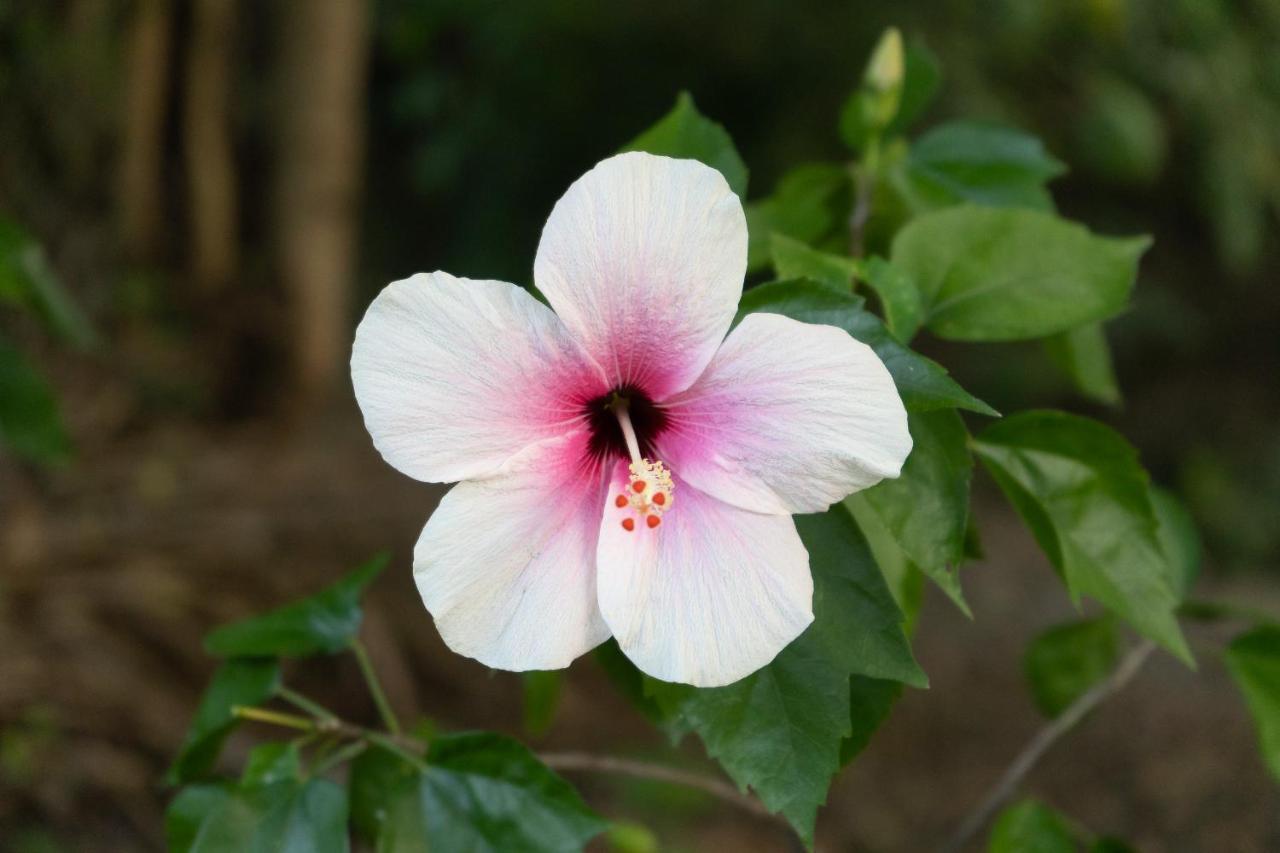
413;431;611;671
660;312;912;515
351;272;605;483
533;152;747;400
596;470;813;687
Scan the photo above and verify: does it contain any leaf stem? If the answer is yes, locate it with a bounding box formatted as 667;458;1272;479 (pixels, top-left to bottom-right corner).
351;639;402;736
937;639;1157;853
539;752;776;823
278;686;337;721
848;136;880;258
311;739;369;776
232;705;315;732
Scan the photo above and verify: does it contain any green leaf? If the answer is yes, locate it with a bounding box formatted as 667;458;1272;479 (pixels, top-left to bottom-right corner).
1043;323;1121;406
522;670;562;737
204;554;388;658
0;220;95;348
0;334;70;464
739;279;997;417
845;495;925;634
1150;487;1201;600
621;91;748;198
839;677;903;765
374;732;607;852
240;743;302;787
645;505;924;844
859;408;973;615
349;745;421;842
166;777;349;853
593;640;667;726
891;206;1150;342
988;799;1076;853
973;411;1191;663
168;658;281;784
1224;626;1280;781
899;120;1065;213
745;164;851;272
1091;839;1139;853
769;233;857;292
855;256;924;343
1024;617;1120;717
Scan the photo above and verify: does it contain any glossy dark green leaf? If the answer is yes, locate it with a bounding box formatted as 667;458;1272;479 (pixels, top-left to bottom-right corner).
770;233;857;292
0;334;70;464
204;554;388;658
745;164;851;272
168;658;281;784
1225;626;1280;780
646;505;924;844
891;206;1150;342
1043;323;1121;406
899;121;1065;213
1150;487;1201;600
1024;617;1120;717
988;799;1076;853
166;777;349;853
973;411;1191;663
621;91;748;198
856;255;924;343
523;670;562;737
374;732;607;852
859;409;973;615
0;220;95;348
739;279;996;417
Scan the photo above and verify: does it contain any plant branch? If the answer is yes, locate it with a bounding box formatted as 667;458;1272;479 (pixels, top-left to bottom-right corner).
233;702;775;824
539;751;776;823
938;639;1157;853
351;639;402;735
848;138;880;258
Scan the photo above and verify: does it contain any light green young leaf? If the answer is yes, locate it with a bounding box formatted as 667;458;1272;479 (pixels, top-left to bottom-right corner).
372;732;607;852
0;333;71;464
891;206;1150;342
859;408;973;615
240;742;302;788
1224;626;1280;781
204;553;388;658
167;658;281;784
855;256;924;343
845;494;924;634
646;505;924;845
1024;617;1120;718
745;164;851;272
738;279;997;417
973;411;1192;664
770;233;858;292
898;120;1065;213
1043;323;1122;406
0;220;95;348
988;799;1076;853
885;40;942;137
621;91;748;198
166;777;349;853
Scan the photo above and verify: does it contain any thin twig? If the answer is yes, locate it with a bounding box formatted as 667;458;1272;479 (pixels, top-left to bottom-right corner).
539;751;776;822
351;639;402;735
938;639;1157;853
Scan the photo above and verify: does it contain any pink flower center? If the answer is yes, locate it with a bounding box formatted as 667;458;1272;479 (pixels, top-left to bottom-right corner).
611;401;675;533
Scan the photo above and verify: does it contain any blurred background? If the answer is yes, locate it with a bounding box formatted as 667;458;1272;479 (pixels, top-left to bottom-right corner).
1;0;1278;850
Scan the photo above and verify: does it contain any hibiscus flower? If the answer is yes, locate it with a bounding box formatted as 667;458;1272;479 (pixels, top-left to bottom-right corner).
351;152;911;687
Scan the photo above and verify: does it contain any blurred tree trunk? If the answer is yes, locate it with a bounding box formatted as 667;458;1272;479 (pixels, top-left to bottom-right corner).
184;0;239;292
117;0;172;260
274;0;370;400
